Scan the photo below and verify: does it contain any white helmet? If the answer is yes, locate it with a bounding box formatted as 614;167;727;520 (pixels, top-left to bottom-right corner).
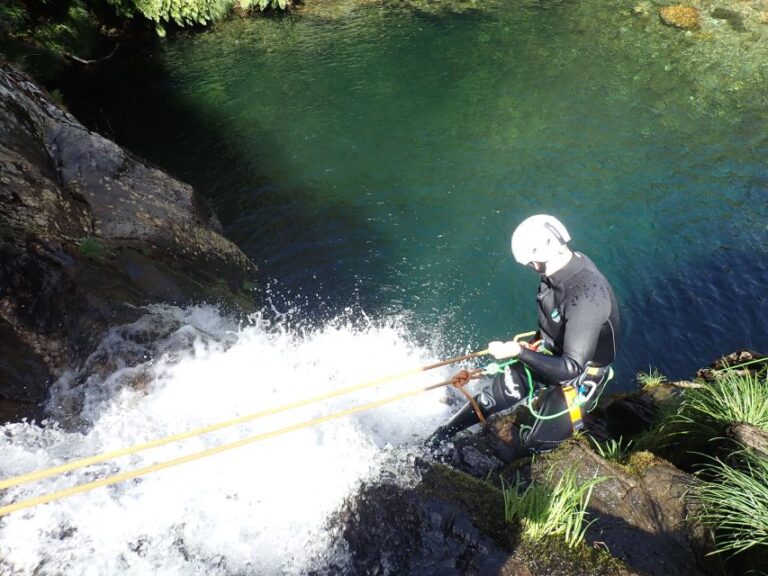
511;214;571;265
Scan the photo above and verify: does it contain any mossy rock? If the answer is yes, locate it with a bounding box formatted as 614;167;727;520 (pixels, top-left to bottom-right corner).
418;462;511;549
532;440;721;576
514;536;626;576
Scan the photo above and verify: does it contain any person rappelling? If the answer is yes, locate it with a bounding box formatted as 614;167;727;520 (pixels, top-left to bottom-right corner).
428;214;621;453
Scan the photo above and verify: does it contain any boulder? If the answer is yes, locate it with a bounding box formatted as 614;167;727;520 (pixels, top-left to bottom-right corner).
334;468;510;575
334;463;631;576
659;5;701;30
531;440;722;576
695;349;766;381
726;423;768;459
0;62;257;417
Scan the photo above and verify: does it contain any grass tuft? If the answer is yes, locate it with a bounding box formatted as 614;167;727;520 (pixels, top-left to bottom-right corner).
591;436;633;462
636;367;667;391
589;436;658;476
502;465;602;548
690;450;768;556
77;236;108;261
669;370;768;442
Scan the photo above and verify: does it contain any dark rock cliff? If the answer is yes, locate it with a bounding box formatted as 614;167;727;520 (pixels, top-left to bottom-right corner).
0;62;257;419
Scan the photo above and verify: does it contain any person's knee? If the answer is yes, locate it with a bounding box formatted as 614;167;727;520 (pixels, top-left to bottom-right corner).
476;389;496;412
520;386;574;453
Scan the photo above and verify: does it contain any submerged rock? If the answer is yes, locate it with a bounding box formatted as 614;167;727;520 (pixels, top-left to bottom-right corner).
0;63;257;418
710;7;747;32
659;5;701;29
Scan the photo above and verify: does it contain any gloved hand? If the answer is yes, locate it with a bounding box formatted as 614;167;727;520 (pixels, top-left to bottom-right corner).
488;340;522;359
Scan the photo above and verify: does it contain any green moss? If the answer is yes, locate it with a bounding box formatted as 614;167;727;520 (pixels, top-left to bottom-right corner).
518;536;626;576
587;433;660;477
621;450;658;476
418;463;510;549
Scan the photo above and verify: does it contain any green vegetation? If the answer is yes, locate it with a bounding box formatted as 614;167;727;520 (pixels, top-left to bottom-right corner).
635;367;667;391
502;466;602;548
77;236;109;260
590;436;633;462
690;450;768;556
588;435;658;476
0;0;291;78
106;0;289;35
109;0;223;36
0;0;98;78
669;370;768;442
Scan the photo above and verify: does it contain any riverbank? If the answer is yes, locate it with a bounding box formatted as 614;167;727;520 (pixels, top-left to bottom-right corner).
4;0;768;93
340;350;766;575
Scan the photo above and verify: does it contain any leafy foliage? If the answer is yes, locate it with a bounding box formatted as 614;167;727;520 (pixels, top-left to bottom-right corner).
0;1;30;35
690;450;768;555
106;0;290;34
502;466;602;548
237;0;290;11
0;0;98;79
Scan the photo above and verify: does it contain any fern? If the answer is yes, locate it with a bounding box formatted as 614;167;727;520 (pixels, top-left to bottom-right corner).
109;0;290;31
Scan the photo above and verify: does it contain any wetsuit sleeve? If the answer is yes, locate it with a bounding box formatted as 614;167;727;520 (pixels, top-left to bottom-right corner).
518;294;609;383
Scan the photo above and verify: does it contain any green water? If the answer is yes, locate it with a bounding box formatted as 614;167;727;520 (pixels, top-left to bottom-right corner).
65;0;768;385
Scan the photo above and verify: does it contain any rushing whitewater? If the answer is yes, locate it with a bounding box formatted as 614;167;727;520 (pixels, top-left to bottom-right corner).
0;305;459;575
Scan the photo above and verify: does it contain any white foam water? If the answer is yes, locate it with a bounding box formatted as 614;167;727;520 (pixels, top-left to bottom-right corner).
0;305;460;575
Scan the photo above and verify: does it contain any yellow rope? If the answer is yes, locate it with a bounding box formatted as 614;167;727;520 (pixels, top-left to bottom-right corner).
0;332;550;517
0;377;455;517
0;349;489;491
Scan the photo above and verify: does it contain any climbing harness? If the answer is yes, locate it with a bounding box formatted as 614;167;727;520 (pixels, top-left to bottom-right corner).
484;352;613;431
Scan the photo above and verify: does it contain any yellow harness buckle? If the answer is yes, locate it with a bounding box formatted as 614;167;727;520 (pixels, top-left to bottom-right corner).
562;385;584;431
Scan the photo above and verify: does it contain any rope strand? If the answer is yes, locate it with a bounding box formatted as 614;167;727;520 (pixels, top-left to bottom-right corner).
0;372;479;517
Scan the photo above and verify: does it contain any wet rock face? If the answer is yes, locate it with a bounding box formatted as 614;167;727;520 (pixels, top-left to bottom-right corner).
0;62;256;417
659;5;701;29
336;480;509;575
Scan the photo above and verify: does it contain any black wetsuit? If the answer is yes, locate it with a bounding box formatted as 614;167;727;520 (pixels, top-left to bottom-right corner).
520;251;620;382
431;252;620;452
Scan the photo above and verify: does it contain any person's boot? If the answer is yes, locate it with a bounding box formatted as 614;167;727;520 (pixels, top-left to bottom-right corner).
425;395;492;449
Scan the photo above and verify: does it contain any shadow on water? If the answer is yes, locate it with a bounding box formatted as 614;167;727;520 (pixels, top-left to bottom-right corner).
619;244;768;382
59;35;389;325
